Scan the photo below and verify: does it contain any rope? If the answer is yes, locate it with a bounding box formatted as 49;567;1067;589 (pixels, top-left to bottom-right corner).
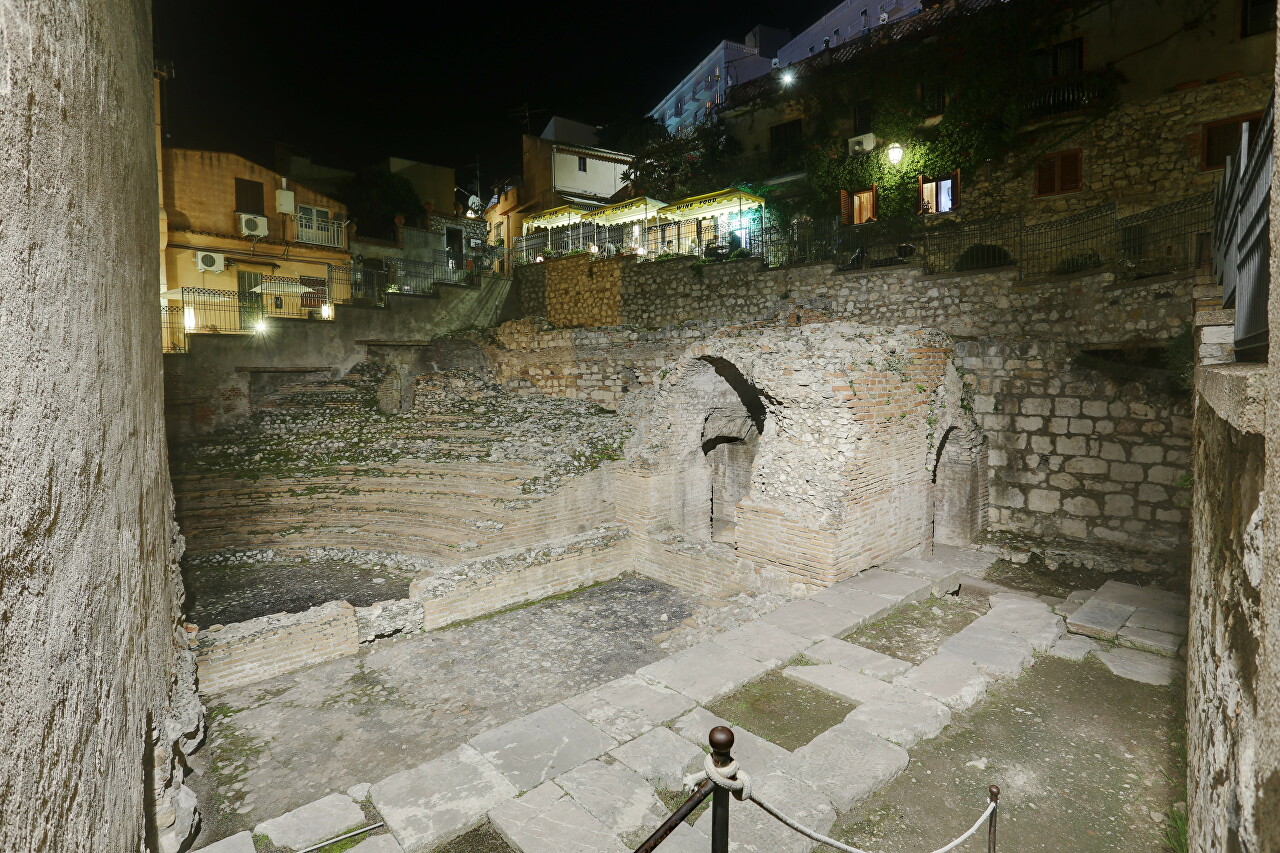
687;753;997;853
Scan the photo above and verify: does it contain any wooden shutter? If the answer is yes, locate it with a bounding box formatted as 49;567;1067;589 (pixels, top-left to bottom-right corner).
234;178;265;215
1059;151;1082;192
950;171;960;209
870;183;879;220
839;190;853;226
1035;156;1058;196
1205;121;1243;170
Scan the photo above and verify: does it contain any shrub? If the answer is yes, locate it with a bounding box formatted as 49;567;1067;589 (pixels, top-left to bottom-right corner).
955;243;1013;271
1050;250;1102;276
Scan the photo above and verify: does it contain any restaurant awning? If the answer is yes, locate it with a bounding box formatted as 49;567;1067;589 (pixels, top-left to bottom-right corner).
657;189;766;221
581;197;670;226
522;204;588;230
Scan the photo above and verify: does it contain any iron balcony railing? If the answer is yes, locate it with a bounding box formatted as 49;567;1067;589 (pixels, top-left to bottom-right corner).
1214;98;1272;359
1018;70;1121;121
294;215;347;248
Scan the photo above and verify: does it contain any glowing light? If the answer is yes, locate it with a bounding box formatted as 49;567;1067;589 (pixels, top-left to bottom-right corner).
636;246;648;256
886;143;904;165
535;254;545;263
465;210;477;218
320;303;334;320
589;244;599;254
780;70;796;87
255;319;269;334
183;307;196;331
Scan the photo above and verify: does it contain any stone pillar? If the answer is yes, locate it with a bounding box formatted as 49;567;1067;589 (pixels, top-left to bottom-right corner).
0;3;197;852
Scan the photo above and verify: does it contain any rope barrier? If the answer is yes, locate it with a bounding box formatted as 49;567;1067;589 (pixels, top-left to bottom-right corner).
685;751;998;853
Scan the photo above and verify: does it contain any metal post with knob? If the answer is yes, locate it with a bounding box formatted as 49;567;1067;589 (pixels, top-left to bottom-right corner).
987;785;1000;852
709;726;735;853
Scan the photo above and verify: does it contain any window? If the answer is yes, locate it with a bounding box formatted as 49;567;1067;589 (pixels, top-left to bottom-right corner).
853;99;874;135
577;156;588;172
1032;37;1084;79
234;178;265;215
770;118;805;172
839;186;878;225
1203;113;1264;170
1242;0;1276;36
1034;149;1083;196
920;82;946;117
919;171;959;214
297;204;331;222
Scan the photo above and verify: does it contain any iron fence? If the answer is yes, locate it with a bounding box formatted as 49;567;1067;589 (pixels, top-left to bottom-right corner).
921;215;1021;275
1018;204;1115;279
161;304;187;354
257;274;331;319
171;286;262;336
642;216;765;261
1215;100;1272;359
1119;192;1214;282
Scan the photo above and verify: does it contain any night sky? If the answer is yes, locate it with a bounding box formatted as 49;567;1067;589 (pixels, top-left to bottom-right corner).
152;0;838;191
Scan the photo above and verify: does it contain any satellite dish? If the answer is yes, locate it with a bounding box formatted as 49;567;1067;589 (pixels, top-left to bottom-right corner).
879;11;889;23
467;194;483;213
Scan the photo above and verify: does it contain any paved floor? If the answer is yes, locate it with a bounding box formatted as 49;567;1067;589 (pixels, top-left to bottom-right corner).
189;576;698;847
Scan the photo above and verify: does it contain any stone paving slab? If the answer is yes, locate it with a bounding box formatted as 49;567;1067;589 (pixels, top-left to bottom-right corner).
1048;633;1100;661
808;586;894;622
878;556;964;594
350;836;403;853
760;600;866;640
1127;608;1188;636
1092;580;1187;615
1066;597;1136;640
792;722;908;809
197;832;255;853
983;599;1065;651
1117;625;1183;657
563;675;696;741
1094;646;1185;686
804;638;911;680
609;726;706;790
711;621;815;665
637;641;771;705
371;745;518;853
254;793;366;850
555;759;669;838
893;654;988;710
469;704;618;792
698;769;834;853
937;623;1034;678
843;689;951;748
783;664;894;705
836;569;931;604
646;820;713;853
489;781;627;853
672;707;796;775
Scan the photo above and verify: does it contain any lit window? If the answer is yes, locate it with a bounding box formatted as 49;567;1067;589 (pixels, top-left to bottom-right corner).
577;156;588;172
920;172;959;214
1034;150;1083;196
1203;113;1264;170
840;187;877;225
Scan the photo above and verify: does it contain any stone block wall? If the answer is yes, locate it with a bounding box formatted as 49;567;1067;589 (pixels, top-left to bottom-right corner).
958;340;1192;554
543;253;622;328
195;602;360;695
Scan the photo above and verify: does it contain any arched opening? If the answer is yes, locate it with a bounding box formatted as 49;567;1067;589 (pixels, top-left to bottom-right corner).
696;356;767;545
931;426;988;546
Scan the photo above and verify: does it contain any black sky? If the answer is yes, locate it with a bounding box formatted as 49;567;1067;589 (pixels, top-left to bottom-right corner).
153;0;837;192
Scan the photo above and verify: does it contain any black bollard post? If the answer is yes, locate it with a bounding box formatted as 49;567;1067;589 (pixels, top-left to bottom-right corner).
988;785;1000;853
709;726;735;853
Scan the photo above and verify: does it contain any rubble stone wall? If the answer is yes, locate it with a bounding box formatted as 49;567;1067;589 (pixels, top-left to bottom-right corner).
1187;365;1268;851
0;4;200;851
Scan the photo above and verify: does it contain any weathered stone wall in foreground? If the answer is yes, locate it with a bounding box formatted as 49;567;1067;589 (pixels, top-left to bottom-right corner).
0;3;199;851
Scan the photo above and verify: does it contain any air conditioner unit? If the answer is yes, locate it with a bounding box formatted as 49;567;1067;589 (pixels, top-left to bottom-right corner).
194;251;225;273
238;213;269;238
847;133;878;155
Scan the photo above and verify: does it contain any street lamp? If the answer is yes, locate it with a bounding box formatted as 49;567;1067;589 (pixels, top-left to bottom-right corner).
781;70;796;87
886;143;904;166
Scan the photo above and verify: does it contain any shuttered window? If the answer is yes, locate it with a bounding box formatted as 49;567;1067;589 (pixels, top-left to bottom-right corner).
1033;150;1083;196
919;172;959;214
234;178;265;215
1203;114;1263;170
839;186;877;225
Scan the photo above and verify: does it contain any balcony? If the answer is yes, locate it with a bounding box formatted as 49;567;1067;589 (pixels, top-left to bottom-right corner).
1215;99;1272;360
294;214;347;249
1017;70;1120;122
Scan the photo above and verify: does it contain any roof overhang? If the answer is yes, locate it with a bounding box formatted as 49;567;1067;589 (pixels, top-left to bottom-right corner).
523;204;588;230
581;196;670;225
658;189;766;220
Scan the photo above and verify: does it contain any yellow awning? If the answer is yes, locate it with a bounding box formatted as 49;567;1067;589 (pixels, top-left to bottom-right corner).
657;189;765;221
523;204;587;230
581;197;669;225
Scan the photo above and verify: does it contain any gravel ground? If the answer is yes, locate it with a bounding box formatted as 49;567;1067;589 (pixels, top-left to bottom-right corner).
831;655;1186;852
190;576;702;846
184;556;417;625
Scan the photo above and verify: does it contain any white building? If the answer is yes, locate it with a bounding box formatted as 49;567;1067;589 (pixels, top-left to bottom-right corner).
774;0;923;67
650;26;791;135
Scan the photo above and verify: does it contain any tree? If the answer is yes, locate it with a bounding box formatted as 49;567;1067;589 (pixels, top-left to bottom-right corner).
624;119;741;201
596;115;666;155
340;167;425;240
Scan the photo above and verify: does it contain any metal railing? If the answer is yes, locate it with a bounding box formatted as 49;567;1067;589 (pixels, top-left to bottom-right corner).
1018;70;1120;121
1018;204;1115;279
257;275;331;319
161;304;187;353
635;727;1001;853
161;286;262;353
294;215;346;248
1214;98;1272;359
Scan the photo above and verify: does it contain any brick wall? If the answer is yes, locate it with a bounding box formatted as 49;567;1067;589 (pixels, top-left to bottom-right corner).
195;601;359;695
